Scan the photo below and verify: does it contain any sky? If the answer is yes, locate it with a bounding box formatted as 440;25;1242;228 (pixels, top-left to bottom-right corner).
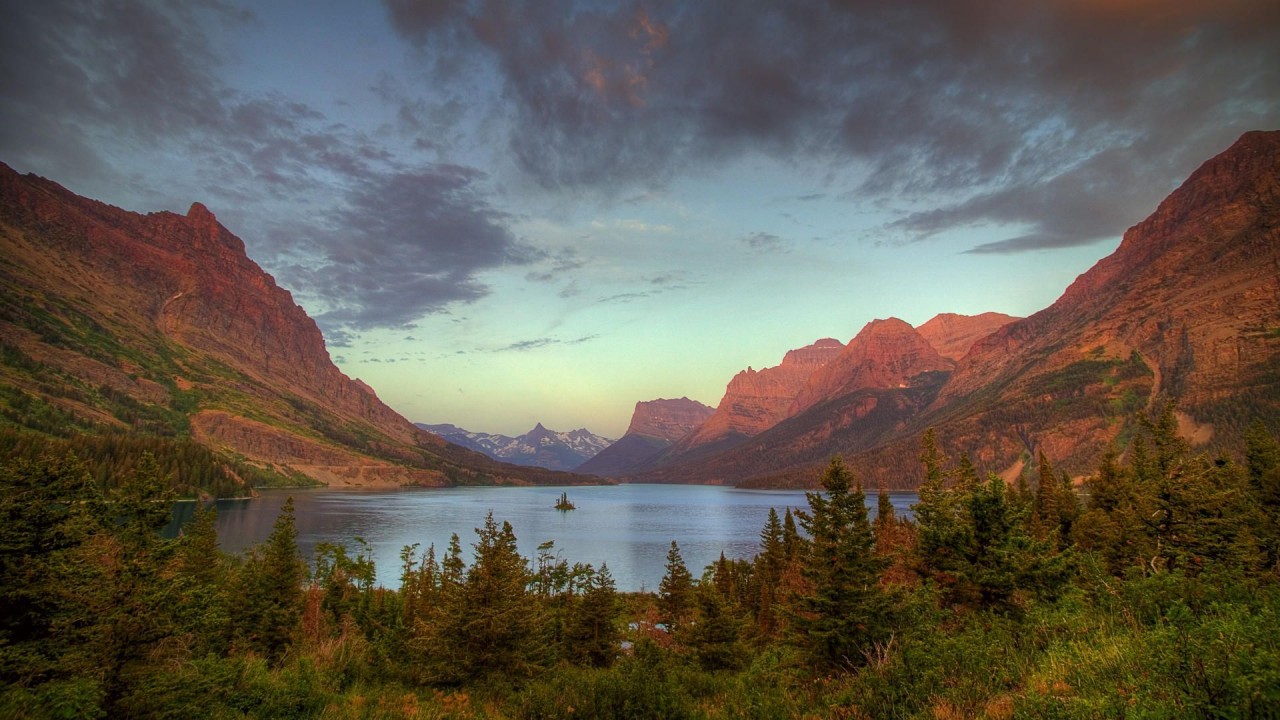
1;1;1277;438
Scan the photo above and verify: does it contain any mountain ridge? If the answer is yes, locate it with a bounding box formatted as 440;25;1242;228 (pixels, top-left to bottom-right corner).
0;162;597;490
416;422;613;471
625;131;1280;488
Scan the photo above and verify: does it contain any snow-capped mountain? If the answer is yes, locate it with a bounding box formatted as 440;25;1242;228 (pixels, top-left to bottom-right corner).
416;422;614;472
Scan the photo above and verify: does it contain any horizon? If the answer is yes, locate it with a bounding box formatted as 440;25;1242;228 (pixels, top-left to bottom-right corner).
3;1;1277;437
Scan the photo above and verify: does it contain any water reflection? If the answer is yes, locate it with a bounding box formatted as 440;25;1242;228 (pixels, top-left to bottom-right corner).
169;484;918;592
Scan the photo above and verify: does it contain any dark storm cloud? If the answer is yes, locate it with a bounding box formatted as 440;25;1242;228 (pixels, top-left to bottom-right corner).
0;0;234;187
306;167;539;330
385;0;1280;247
0;0;535;335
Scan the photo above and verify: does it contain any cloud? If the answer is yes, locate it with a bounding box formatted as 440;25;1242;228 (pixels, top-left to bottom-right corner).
742;232;787;253
497;334;600;352
525;248;586;283
0;0;538;335
301;167;538;330
383;0;1280;247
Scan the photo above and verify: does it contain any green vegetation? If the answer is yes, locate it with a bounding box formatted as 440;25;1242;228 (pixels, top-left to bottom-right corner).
2;404;1279;718
554;492;576;511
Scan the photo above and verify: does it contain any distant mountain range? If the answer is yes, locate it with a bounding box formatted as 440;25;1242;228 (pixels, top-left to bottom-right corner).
0;162;596;490
597;131;1280;487
416;422;613;471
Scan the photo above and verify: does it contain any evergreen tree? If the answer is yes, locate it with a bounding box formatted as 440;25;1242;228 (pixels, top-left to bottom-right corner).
170;505;232;656
876;484;895;531
0;453;106;710
914;432;970;585
961;474;1066;612
791;456;893;671
782;508;802;563
954;451;980;493
452;513;540;680
657;540;695;633
687;582;744;671
754;508;786;636
1032;451;1060;544
237;497;305;661
1057;471;1082;546
82;454;182;712
564;563;621;668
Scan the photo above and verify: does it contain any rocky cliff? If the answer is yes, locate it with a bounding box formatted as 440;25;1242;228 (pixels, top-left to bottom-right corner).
576;397;714;477
916;312;1019;361
625;397;717;441
789;319;954;416
918;129;1280;477
675;339;843;451
0;163;594;488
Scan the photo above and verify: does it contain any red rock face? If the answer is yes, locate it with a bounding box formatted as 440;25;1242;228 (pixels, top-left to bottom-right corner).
0;167;415;445
626;397;716;440
678;338;844;448
916;312;1019;361
636;134;1280;488
0;163;588;487
941;131;1280;413
789;319;954;416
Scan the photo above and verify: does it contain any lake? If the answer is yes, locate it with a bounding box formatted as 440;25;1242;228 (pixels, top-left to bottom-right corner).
173;484;918;592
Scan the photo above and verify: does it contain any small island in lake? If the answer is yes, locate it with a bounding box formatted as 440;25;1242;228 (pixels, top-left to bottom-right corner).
554;492;576;511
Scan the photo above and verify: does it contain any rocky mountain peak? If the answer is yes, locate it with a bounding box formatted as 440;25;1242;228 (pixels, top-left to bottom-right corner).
676;338;849;450
789;317;953;416
625;397;716;440
1;162;592;488
916;312;1019;361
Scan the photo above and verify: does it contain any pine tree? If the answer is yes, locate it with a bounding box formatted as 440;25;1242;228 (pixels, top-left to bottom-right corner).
1032;451;1060;544
782;508;802;563
0;453;105;702
954;451;979;493
658;540;695;633
170;504;232;656
1057;471;1081;546
791;456;893;671
914;432;969;585
237;497;305;661
687;582;744;671
564;563;621;667
754;508;786;636
452;512;540;680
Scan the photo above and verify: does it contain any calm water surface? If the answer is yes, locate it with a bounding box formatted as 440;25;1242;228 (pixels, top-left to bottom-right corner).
175;484;917;592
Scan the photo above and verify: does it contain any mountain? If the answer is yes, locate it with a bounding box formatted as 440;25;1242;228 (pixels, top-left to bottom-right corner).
0;162;594;491
912;129;1280;480
789;319;954;416
675;339;843;451
634;320;955;485
631;131;1280;488
577;397;714;477
416;422;613;471
916;312;1020;361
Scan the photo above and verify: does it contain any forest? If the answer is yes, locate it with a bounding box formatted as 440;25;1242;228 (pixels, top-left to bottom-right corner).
2;404;1278;719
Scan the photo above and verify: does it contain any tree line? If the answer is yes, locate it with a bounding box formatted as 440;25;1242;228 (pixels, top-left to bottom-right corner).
2;403;1278;718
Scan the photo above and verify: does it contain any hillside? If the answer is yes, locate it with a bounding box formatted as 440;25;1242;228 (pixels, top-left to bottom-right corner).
0;163;595;492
